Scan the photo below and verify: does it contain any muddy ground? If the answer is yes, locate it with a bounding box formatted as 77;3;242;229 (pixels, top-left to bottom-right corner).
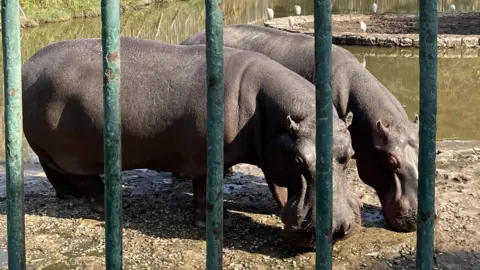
0;140;478;269
298;12;480;35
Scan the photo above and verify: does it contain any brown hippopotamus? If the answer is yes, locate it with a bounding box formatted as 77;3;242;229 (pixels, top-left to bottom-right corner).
22;37;359;248
181;24;438;232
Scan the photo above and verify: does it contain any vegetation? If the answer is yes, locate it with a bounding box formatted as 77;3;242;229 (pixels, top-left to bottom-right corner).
15;0;167;26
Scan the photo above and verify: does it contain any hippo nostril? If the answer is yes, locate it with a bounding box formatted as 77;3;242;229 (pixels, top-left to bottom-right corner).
337;222;353;237
344;222;353;235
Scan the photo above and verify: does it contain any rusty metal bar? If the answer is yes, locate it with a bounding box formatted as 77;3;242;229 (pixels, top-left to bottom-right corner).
314;0;333;269
101;0;123;268
1;0;26;268
416;0;438;268
204;0;225;268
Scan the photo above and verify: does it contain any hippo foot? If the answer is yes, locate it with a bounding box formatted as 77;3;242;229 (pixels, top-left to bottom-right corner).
194;208;232;228
88;196;105;214
224;167;235;177
55;190;76;200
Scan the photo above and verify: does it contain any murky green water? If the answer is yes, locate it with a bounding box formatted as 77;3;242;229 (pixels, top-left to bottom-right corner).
0;0;479;159
347;46;480;140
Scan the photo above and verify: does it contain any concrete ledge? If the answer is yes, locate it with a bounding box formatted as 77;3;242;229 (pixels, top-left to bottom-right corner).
264;13;480;49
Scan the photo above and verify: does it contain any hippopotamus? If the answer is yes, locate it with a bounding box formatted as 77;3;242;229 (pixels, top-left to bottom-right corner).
181;24;438;232
21;37;360;247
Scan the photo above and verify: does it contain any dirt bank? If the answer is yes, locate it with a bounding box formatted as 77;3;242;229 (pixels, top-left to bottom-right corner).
1;0;169;30
0;140;478;269
265;13;480;48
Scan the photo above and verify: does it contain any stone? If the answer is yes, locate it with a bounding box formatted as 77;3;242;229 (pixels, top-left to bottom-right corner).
444;36;462;48
437;37;447;48
413;37;420;48
361;36;377;46
461;36;479;48
377;37;399;47
399;37;413;47
346;35;362;45
332;35;347;45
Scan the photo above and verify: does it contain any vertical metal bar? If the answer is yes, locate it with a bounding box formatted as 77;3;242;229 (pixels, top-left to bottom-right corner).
314;0;333;269
101;0;122;269
416;0;438;268
1;0;26;269
205;0;224;268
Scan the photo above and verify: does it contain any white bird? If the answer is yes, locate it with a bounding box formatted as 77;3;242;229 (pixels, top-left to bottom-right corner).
372;2;377;13
360;21;367;33
267;7;274;20
450;3;456;12
288;16;295;29
294;5;301;16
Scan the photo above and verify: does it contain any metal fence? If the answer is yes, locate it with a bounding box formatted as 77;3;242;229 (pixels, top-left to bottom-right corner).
1;0;437;269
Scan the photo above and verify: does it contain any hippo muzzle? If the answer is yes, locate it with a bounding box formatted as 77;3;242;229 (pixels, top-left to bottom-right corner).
380;172;439;232
279;162;360;249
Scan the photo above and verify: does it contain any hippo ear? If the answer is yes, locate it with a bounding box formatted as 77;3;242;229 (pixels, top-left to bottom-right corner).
413;114;419;124
375;120;389;137
286;115;300;135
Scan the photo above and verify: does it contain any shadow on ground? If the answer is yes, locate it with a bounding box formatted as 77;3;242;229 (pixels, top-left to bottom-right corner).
0;165;388;260
367;250;479;269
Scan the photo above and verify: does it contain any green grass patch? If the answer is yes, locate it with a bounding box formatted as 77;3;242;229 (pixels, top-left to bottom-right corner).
18;0;161;25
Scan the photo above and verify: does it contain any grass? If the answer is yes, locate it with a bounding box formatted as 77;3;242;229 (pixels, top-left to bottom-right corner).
15;0;169;26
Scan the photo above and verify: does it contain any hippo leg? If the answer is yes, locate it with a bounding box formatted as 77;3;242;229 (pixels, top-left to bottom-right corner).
192;177;231;228
40;160;77;199
40;160;105;213
66;174;105;214
224;167;234;177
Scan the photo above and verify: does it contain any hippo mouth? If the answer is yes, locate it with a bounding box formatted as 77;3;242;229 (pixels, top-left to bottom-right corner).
380;173;418;232
280;173;311;228
279;173;316;248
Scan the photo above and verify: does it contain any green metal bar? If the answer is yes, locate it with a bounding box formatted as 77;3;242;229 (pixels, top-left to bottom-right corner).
101;0;122;269
314;0;333;269
205;0;224;268
1;0;26;269
416;0;438;268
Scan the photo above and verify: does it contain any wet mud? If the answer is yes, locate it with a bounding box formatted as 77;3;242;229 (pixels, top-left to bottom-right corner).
0;140;478;269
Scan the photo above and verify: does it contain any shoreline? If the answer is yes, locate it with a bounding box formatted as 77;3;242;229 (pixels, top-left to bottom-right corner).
265;13;480;49
1;0;167;30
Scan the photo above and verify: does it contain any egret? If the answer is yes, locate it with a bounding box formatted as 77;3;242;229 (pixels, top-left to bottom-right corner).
360;21;367;33
294;5;301;16
288;16;295;29
267;7;274;20
450;3;456;12
372;2;377;13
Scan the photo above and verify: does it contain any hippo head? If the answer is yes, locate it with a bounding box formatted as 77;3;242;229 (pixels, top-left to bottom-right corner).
350;115;437;232
262;114;360;249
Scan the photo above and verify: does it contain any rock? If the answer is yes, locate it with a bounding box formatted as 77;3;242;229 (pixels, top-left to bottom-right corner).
437;37;447;48
377;37;399;47
333;35;347;45
361;36;377;46
413;37;420;47
399;37;413;47
444;36;462;48
461;36;479;48
346;35;362;45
